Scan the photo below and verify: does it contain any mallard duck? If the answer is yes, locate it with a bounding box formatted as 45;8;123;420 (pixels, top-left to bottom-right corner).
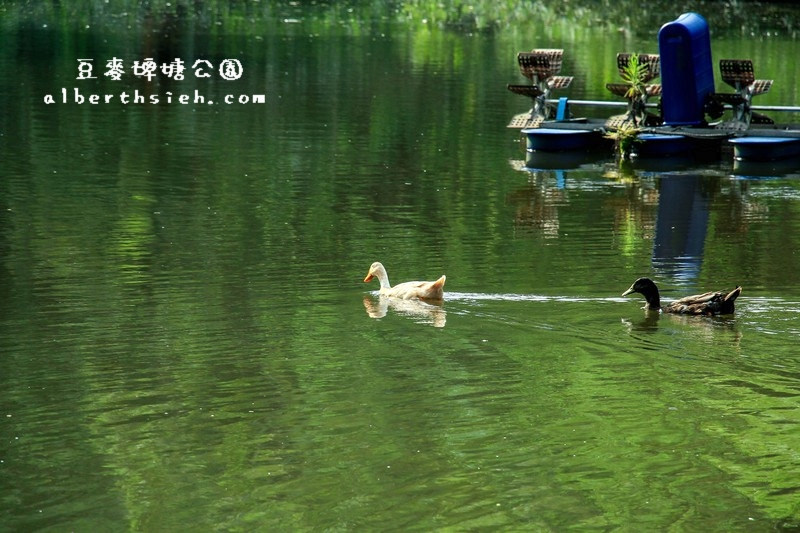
363;262;446;300
622;277;741;315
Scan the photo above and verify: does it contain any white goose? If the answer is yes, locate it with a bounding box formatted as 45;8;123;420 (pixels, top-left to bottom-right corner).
363;262;446;300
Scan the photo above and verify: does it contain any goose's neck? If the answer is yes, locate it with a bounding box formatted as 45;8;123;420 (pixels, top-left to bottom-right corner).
375;269;391;290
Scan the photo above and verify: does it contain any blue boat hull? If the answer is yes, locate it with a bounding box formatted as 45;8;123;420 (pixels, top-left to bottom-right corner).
634;133;691;157
729;136;800;161
521;128;605;152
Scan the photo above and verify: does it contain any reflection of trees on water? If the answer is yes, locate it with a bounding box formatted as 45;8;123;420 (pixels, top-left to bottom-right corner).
507;170;566;239
507;163;660;245
609;175;659;250
508;163;771;285
715;178;772;233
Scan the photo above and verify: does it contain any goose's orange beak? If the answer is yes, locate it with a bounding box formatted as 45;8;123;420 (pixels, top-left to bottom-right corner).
364;272;374;282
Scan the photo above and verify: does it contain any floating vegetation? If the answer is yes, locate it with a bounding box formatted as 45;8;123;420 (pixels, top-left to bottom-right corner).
605;121;642;162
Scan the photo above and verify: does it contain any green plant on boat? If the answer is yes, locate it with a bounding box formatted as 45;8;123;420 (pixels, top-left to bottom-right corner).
620;53;652;126
605;121;641;161
621;53;648;101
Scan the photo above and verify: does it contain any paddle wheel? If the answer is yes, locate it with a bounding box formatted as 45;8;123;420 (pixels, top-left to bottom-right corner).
507;49;573;128
708;59;774;129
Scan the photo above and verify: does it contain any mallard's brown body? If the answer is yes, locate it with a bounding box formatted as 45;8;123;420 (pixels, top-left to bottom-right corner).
623;277;741;316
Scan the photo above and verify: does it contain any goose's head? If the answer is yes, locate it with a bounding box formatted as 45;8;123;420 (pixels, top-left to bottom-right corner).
363;262;387;283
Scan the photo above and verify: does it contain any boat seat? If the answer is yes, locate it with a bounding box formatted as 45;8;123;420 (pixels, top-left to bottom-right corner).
719;59;773;95
517;49;563;80
605;83;629;98
750;111;775;124
646;84;662;97
749;79;773;96
710;92;746;106
606;82;662;99
720;59;753;88
507;84;543;98
547;76;573;90
507;114;544;129
605;114;633;129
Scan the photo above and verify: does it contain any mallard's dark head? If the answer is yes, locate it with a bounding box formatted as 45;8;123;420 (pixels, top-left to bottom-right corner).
622;277;661;310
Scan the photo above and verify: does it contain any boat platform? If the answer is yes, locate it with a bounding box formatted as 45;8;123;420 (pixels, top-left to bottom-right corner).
507;13;800;164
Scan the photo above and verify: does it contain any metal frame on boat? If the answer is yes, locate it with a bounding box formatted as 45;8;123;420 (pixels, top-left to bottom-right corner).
507;12;800;164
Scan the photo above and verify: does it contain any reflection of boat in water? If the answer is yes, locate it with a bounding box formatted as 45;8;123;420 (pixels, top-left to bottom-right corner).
618;154;699;175
651;174;710;282
507;13;800;164
732;157;800;178
520;147;610;172
363;295;446;328
508;164;739;287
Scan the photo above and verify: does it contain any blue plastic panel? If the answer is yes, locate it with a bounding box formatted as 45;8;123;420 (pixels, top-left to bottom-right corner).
658;13;715;126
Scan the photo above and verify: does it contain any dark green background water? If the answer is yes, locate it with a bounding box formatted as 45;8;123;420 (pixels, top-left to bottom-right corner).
2;1;800;530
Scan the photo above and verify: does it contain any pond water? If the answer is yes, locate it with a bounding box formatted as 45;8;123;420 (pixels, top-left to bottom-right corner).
2;2;800;531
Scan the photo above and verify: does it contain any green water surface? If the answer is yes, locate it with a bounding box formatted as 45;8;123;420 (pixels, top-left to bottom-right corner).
1;2;800;531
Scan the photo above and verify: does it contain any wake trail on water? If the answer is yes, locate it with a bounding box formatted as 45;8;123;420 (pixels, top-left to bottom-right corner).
444;292;630;303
